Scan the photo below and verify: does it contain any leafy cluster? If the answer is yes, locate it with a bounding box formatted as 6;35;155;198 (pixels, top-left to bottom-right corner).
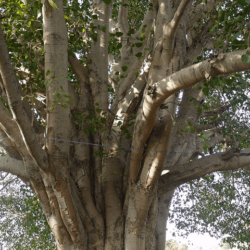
170;169;250;249
0;175;55;249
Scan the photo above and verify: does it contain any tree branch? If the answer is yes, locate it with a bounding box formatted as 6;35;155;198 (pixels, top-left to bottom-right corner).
158;148;250;195
129;49;250;182
194;122;220;131
43;0;71;163
132;0;155;38
89;0;110;110
170;0;192;34
68;56;88;83
0;94;38;158
197;134;230;152
68;81;79;110
111;5;154;113
0;128;22;160
186;0;220;31
117;0;129;35
0;21;48;171
163;0;192;61
200;104;230;118
0;156;26;177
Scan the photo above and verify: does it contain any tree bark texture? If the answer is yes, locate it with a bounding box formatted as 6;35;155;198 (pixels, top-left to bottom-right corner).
1;0;250;249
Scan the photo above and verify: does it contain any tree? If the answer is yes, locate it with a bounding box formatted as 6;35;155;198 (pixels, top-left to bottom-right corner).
1;0;250;249
0;174;56;249
171;169;250;250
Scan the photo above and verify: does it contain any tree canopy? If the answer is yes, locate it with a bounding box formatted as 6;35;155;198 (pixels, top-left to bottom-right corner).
171;169;250;250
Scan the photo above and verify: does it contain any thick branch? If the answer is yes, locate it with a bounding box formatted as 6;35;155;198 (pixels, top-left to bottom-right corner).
200;104;230;118
194;123;220;131
68;56;88;83
132;0;155;38
0;21;48;171
163;0;191;61
158;149;250;195
68;81;79;110
147;49;250;115
186;0;220;31
169;0;192;34
197;134;230;151
117;0;129;34
112;7;154;113
43;0;70;159
130;49;250;182
0;128;22;160
0;156;26;177
89;0;110;110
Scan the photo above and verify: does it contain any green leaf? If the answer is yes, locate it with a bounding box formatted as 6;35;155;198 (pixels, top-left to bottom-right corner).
121;66;128;72
135;52;142;58
98;25;107;32
92;33;98;42
202;87;209;96
61;104;68;109
102;0;112;5
46;70;51;76
140;33;146;40
84;128;89;135
48;0;58;9
100;118;107;124
108;87;114;93
135;43;143;48
117;43;122;49
241;51;250;64
197;107;202;114
116;32;123;37
126;133;132;139
203;142;208;153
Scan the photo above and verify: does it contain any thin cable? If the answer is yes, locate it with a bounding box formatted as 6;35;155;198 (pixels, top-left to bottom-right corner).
0;135;249;156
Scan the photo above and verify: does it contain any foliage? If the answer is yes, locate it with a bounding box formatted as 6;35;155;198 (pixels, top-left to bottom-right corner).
0;174;55;249
170;169;250;250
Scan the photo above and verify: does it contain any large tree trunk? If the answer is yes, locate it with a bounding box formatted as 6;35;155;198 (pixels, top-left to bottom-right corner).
1;0;250;249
